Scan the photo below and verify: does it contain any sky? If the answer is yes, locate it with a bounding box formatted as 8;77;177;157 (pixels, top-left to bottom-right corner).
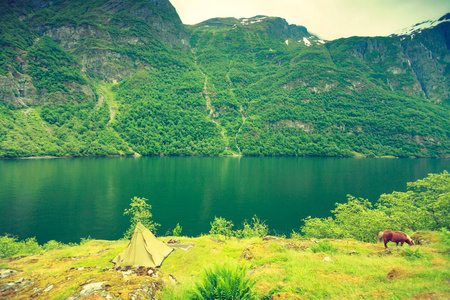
169;0;450;40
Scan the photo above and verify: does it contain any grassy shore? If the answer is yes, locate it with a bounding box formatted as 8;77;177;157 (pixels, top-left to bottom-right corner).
0;231;449;299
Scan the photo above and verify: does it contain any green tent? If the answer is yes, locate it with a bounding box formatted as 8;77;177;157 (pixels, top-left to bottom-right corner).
112;222;173;268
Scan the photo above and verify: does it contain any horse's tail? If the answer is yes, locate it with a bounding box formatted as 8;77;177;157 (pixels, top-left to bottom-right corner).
378;231;384;243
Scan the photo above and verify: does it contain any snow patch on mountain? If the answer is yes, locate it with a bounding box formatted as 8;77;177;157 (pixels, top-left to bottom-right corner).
303;37;311;46
393;13;450;36
240;16;268;26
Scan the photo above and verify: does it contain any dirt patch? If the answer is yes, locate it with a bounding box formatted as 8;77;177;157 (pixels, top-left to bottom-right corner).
171;242;195;251
240;246;255;260
240;243;270;260
412;291;450;299
430;257;447;266
283;241;310;251
387;267;409;280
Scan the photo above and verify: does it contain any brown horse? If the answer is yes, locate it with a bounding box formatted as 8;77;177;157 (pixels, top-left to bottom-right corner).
378;230;414;249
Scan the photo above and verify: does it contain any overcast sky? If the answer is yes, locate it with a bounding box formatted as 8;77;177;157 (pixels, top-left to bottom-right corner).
169;0;450;40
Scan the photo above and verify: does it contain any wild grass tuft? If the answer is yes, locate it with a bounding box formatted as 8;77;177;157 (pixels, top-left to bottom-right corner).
310;240;338;254
401;247;425;260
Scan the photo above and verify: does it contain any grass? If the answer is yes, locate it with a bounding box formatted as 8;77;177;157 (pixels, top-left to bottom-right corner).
158;234;450;299
0;233;449;299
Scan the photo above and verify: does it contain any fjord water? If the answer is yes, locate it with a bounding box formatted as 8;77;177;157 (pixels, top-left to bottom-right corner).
0;157;449;243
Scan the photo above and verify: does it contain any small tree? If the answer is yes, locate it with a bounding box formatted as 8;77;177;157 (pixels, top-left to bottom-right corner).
172;223;183;237
123;197;160;239
209;216;234;239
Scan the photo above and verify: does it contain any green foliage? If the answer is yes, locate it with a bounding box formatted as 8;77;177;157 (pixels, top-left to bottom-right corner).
112;68;225;156
290;230;302;239
301;171;450;242
80;236;94;245
0;102;133;158
210;217;235;239
310;241;339;254
438;228;450;250
301;216;344;240
401;247;424;260
189;264;256;300
123;196;160;239
27;36;90;102
0;235;67;259
236;216;269;238
172;223;183;237
209;216;269;239
377;170;450;231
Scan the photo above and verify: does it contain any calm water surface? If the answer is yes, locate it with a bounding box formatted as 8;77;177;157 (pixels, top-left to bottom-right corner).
0;157;448;243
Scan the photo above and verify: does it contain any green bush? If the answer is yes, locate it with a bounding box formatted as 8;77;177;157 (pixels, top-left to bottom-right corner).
209;217;234;239
290;230;302;239
0;235;23;258
301;216;344;240
209;216;269;239
173;223;183;237
190;264;256;300
236;216;269;238
301;172;450;242
0;235;67;259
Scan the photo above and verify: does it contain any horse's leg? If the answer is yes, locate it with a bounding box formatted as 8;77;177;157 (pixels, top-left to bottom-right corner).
396;242;399;246
384;240;388;249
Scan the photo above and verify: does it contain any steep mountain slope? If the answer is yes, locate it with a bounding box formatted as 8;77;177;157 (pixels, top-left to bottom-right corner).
0;0;449;158
188;15;450;157
329;12;450;104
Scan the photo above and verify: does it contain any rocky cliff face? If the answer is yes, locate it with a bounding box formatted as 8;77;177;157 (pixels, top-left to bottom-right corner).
399;18;450;103
331;14;450;104
0;0;189;107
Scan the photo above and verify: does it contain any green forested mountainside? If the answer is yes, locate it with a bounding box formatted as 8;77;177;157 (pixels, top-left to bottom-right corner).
0;0;449;158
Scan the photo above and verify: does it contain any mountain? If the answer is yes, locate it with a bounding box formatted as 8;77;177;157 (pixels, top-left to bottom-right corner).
0;0;449;158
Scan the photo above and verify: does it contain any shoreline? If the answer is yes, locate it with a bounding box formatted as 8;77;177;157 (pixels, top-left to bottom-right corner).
1;154;449;160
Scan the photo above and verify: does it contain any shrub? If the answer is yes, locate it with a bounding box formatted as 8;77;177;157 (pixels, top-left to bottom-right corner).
80;236;93;245
290;230;302;239
301;216;344;239
190;264;255;300
0;235;68;258
209;217;234;239
0;235;23;258
300;172;450;242
173;223;183;237
236;216;269;238
43;240;66;252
